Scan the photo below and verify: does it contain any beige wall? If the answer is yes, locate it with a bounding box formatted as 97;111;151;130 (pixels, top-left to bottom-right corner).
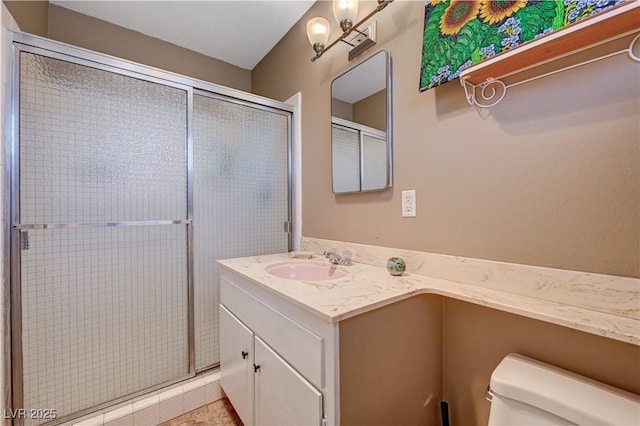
10;3;251;91
3;0;47;37
353;89;386;132
339;295;443;425
340;294;640;426
48;5;251;91
331;98;353;121
443;298;640;424
254;5;640;421
252;0;639;279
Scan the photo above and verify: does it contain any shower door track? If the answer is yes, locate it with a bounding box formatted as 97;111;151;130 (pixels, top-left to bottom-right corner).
4;31;294;426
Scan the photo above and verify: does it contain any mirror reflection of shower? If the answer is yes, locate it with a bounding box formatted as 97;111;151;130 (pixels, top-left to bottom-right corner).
330;50;393;194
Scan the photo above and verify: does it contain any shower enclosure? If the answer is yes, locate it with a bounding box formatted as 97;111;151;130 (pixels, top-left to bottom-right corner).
5;33;293;425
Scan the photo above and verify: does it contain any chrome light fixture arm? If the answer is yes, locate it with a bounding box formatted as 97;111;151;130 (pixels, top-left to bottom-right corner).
310;0;394;62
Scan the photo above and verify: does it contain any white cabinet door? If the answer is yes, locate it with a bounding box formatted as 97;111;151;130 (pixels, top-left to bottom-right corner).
220;304;254;426
254;336;323;426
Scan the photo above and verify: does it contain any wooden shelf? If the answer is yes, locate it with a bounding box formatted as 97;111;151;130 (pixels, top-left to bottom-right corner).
460;1;640;86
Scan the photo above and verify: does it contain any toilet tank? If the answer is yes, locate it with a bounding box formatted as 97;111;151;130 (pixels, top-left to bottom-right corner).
488;353;640;426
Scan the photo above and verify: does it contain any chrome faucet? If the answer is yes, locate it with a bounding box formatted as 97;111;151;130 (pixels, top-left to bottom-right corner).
323;249;352;266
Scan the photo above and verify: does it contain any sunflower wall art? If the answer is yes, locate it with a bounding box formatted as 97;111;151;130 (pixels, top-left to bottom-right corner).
419;0;626;91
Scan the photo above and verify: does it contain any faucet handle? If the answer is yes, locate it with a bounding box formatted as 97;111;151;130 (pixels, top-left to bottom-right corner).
341;250;352;265
324;248;338;257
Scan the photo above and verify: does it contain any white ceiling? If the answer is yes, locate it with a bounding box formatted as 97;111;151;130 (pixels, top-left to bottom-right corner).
51;0;316;70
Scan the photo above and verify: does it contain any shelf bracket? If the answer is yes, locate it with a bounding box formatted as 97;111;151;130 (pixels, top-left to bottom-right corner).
460;77;507;108
461;33;640;109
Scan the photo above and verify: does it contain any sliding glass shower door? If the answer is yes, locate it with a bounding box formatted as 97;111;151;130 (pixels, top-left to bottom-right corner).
193;94;290;370
16;52;191;423
11;36;292;425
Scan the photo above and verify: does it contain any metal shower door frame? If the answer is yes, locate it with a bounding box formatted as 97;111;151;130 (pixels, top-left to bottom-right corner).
3;31;293;424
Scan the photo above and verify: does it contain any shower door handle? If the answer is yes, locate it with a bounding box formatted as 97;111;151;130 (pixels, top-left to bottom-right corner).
20;231;30;250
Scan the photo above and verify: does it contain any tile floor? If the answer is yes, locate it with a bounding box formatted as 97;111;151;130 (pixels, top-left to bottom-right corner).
160;398;242;426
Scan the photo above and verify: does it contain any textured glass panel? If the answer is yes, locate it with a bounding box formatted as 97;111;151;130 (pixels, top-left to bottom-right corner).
332;125;360;193
19;53;187;224
17;52;190;424
361;133;387;191
193;95;289;370
21;226;189;425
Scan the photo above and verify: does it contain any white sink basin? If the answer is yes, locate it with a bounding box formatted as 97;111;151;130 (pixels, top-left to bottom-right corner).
266;262;349;281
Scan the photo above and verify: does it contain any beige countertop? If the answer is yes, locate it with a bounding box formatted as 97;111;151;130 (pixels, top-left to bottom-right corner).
218;253;639;346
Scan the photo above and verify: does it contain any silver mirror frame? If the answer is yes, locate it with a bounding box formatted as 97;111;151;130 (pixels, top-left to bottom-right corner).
330;49;392;194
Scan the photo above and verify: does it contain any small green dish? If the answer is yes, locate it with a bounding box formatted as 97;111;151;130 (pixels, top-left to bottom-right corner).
387;257;406;276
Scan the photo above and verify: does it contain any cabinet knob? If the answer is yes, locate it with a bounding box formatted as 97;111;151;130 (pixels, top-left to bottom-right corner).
241;351;248;359
253;364;260;373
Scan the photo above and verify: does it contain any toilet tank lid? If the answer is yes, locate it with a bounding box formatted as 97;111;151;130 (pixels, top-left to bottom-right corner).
490;353;640;426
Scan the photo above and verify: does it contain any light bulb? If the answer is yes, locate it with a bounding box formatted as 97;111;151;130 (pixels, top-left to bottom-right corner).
306;17;330;54
332;0;358;31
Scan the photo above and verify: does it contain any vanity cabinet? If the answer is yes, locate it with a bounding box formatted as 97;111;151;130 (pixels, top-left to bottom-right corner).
219;305;254;425
219;272;331;426
254;336;323;425
219;264;443;425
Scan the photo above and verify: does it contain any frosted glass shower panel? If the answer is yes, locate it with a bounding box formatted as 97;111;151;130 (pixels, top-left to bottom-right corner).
331;125;361;193
361;133;388;191
193;94;290;370
20;226;189;424
19;53;187;224
17;52;190;423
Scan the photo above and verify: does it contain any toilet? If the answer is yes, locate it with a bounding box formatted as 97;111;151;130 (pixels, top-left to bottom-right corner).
487;353;640;425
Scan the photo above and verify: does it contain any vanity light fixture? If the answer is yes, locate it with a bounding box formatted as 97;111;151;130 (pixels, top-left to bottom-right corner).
307;0;394;62
307;17;331;55
333;0;358;32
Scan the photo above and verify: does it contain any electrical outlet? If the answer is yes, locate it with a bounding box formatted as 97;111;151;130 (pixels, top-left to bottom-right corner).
402;190;416;217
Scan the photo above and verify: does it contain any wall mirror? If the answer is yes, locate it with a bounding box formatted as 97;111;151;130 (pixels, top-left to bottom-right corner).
331;50;392;194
